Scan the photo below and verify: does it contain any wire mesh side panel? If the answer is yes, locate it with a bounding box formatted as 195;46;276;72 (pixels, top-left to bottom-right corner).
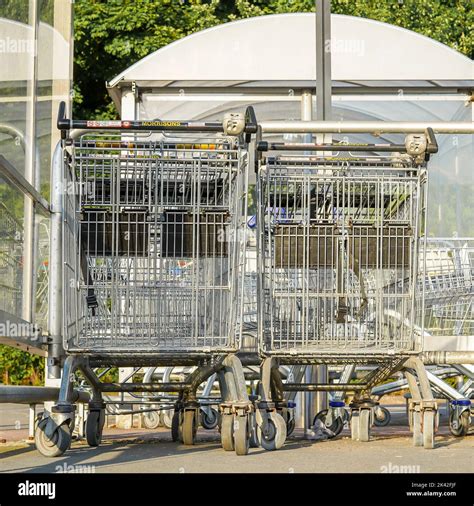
418;238;474;336
63;134;247;353
0;202;23;316
258;157;426;356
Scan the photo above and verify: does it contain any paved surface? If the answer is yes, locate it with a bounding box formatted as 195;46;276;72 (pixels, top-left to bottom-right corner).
0;401;472;473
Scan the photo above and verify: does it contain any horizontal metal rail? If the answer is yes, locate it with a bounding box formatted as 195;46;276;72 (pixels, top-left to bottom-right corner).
259;120;474;135
98;382;189;393
0;386;89;404
422;351;474;365
283;383;367;392
257;139;437;154
0;155;50;215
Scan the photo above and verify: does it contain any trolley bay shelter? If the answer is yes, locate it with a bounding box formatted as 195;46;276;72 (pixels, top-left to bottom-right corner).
0;7;473;457
108;13;474;240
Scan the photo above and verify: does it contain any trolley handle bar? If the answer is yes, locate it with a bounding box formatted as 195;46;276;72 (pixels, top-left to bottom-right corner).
57;101;258;135
257;141;408;153
257;138;438;154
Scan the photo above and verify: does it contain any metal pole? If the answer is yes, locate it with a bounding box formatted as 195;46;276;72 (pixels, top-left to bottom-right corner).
300;90;317;436
116;87;137;430
259;120;474;134
315;0;332;122
22;0;40;323
315;0;332;416
47;143;64;380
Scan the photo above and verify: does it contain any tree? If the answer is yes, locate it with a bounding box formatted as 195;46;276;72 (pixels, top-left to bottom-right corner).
73;0;473;119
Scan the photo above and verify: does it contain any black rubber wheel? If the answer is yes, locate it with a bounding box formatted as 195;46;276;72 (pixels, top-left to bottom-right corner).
85;410;105;447
286;417;296;437
313;410;344;437
171;410;181;442
374;406;391;427
280;408;296;437
248;412;259;448
449;410;470;437
200;408;219;430
257;412;287;451
35;418;71;458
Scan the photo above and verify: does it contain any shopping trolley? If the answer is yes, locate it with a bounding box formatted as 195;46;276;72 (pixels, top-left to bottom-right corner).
254;127;442;449
35;103;257;457
418;238;473;436
421;238;474;336
327;238;474;438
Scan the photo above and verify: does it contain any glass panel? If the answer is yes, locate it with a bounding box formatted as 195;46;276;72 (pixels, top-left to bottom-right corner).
0;1;35;179
331;96;473;236
36;0;73;200
33;0;72;326
0;177;24;318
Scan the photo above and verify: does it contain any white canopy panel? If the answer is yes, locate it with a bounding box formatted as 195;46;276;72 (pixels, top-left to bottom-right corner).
0;18;71;83
109;13;473;87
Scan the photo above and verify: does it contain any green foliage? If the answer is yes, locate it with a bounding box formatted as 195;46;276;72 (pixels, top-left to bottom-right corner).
0;345;44;385
73;0;223;117
73;0;473;118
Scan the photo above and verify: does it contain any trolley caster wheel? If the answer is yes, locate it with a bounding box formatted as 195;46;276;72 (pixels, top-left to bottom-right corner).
142;410;160;430
423;410;436;449
286;417;296;437
350;410;359;441
313;410;343;437
248;412;259;448
171;410;181;442
412;410;423;447
35;418;71;458
233;415;249;456
280;408;296;437
85;409;105;447
374;406;391;427
200;408;219;430
34;411;44;431
220;413;234;451
182;409;198;446
161;409;174;429
449;410;470;437
358;408;371;442
257;412;287;451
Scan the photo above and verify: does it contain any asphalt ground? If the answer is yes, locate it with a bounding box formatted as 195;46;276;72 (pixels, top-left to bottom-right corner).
0;400;472;474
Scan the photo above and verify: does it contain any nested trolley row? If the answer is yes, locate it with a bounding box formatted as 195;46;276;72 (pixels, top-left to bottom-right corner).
36;105;455;457
35;106;258;457
254;131;443;450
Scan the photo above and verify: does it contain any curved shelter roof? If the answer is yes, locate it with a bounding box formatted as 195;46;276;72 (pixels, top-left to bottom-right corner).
107;13;474;240
108;13;473;94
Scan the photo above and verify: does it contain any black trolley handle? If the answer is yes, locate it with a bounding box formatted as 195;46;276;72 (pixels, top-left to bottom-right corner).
257;133;438;155
57;101;258;136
